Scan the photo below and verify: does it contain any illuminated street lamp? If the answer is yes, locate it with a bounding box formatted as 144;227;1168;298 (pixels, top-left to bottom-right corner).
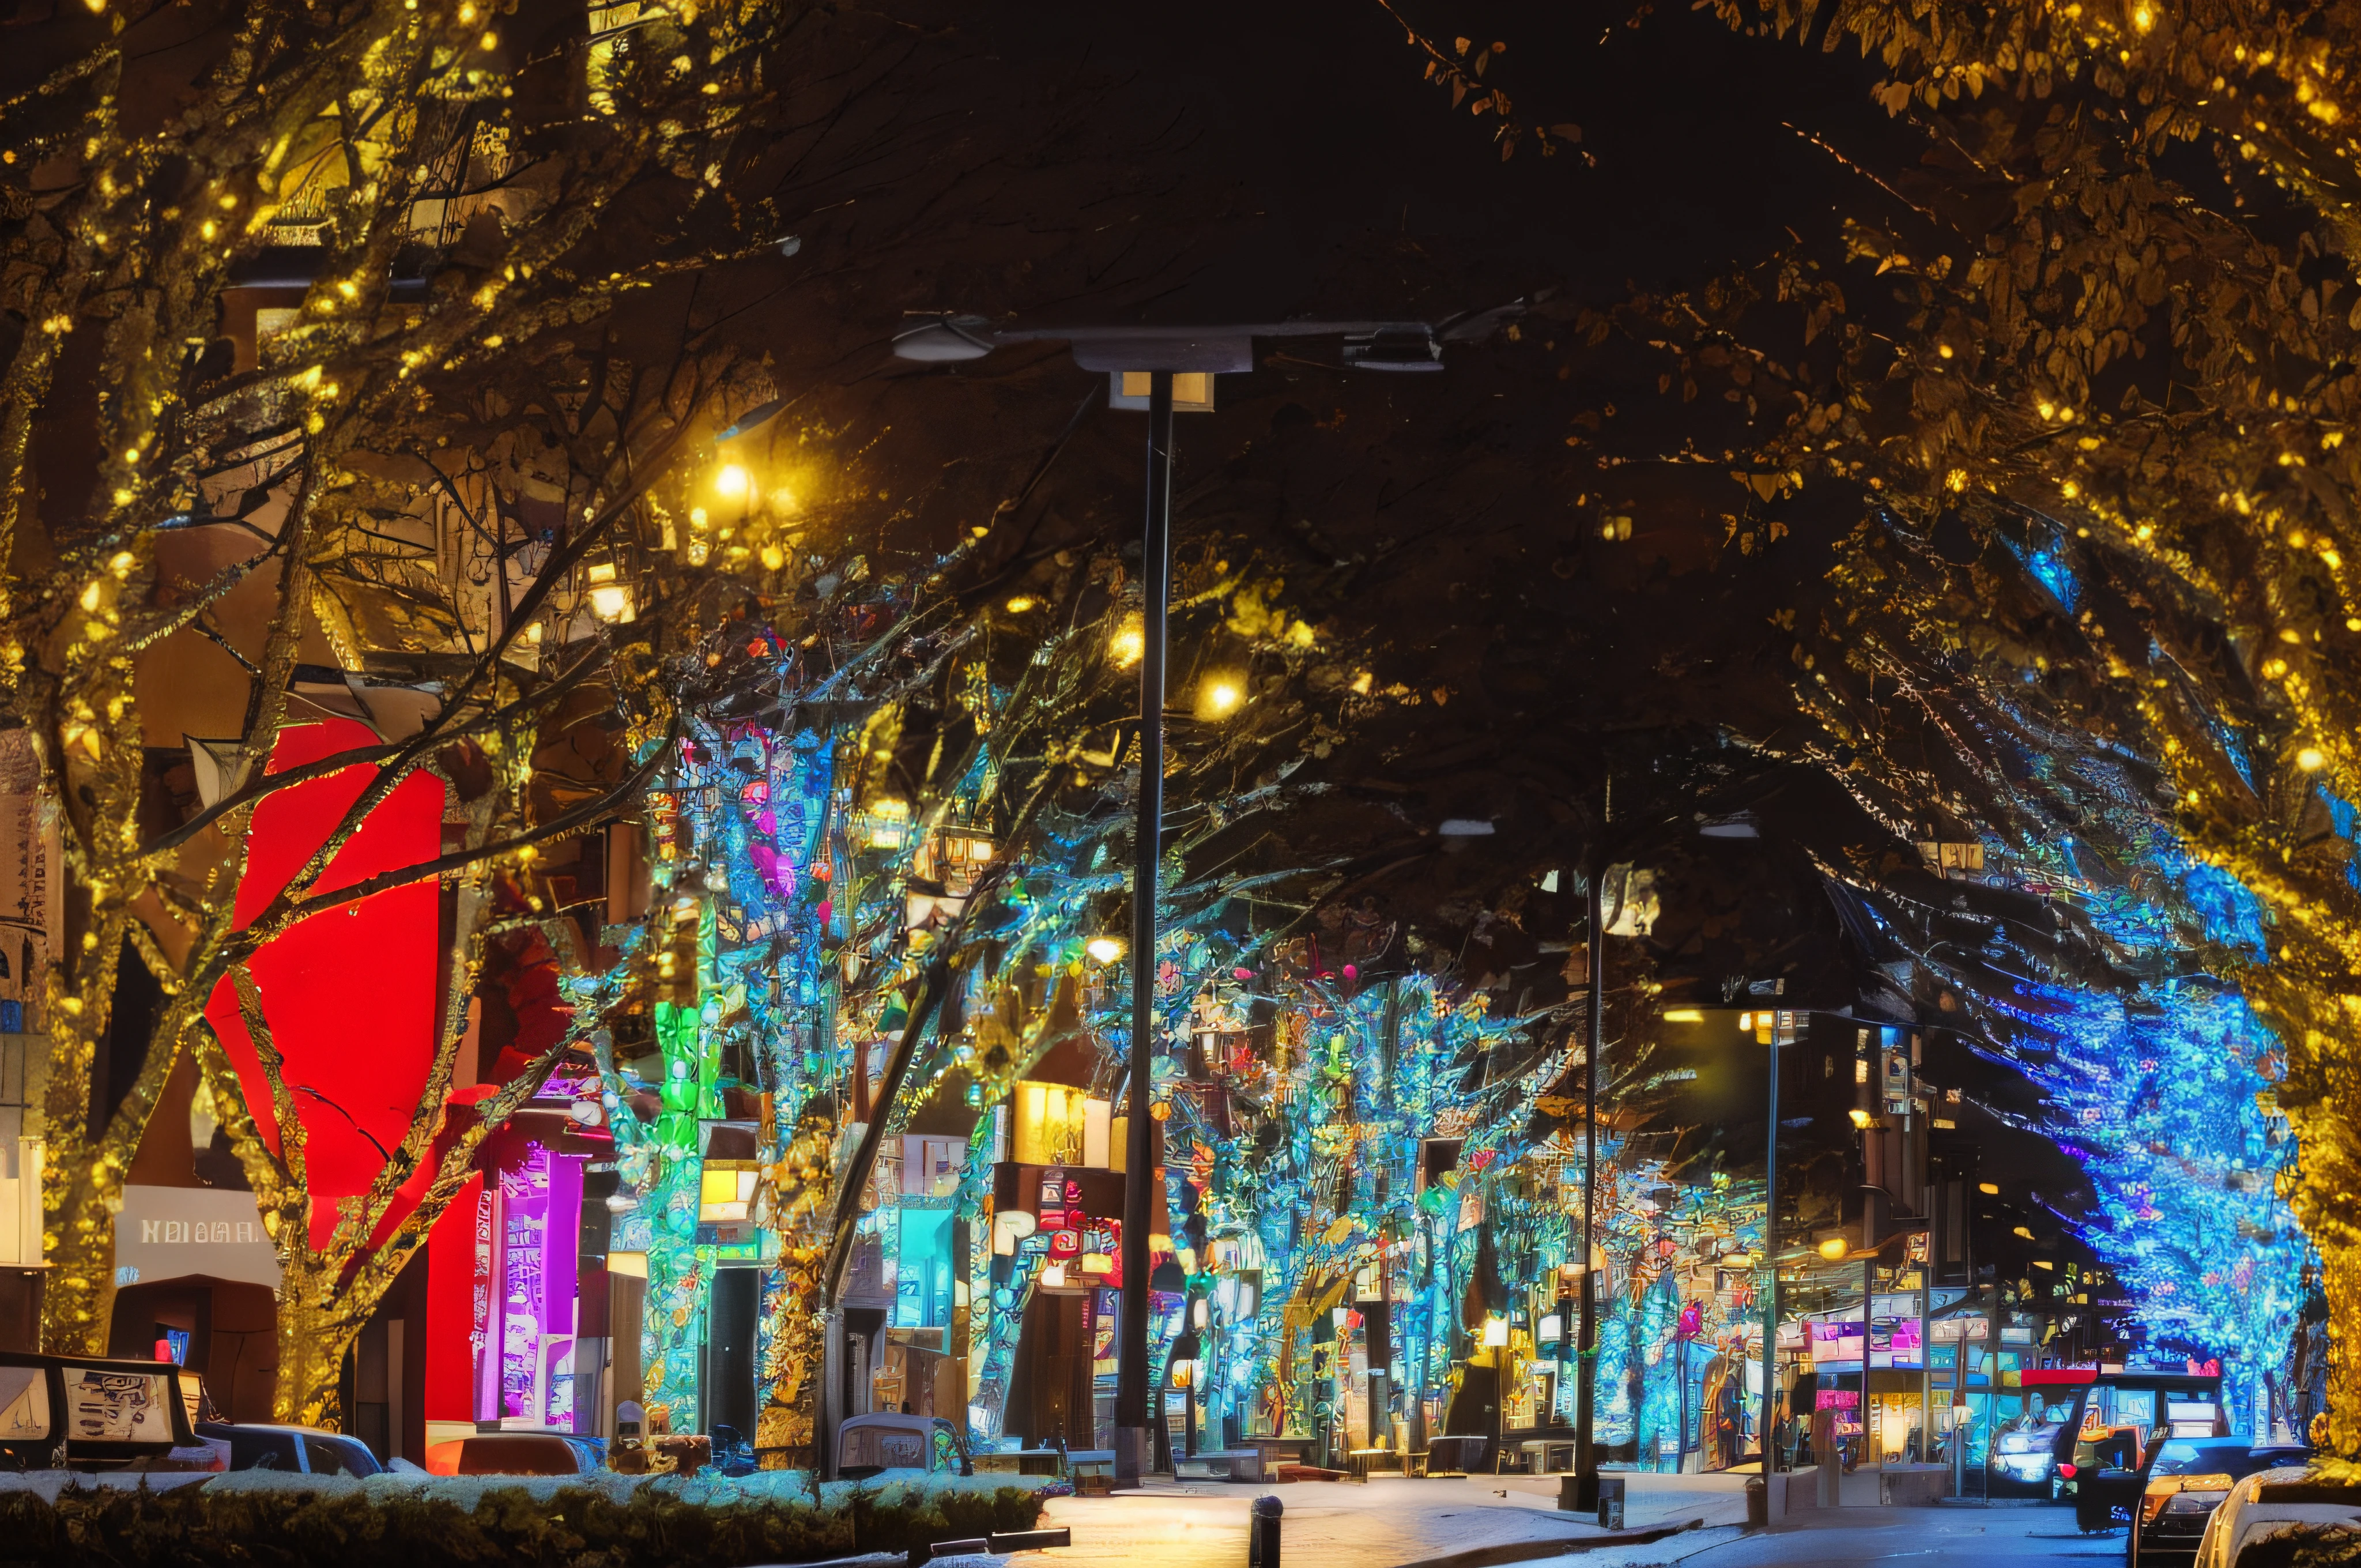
894;308;1496;1483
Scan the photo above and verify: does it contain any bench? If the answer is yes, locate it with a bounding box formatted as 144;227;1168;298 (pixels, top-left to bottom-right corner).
1241;1435;1318;1475
1424;1435;1491;1476
1520;1438;1579;1475
970;1449;1068;1477
1176;1448;1266;1482
1065;1447;1117;1494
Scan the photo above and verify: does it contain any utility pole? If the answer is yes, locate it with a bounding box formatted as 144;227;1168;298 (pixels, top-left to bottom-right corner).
1116;370;1175;1485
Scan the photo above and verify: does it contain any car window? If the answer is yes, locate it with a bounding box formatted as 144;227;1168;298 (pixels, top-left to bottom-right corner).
241;1433;299;1469
2159;1442;2258;1476
2077;1429;2138;1469
0;1367;48;1441
303;1435;363;1476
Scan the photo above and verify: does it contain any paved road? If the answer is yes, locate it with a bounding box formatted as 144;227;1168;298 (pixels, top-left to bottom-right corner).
1553;1507;2127;1568
1012;1471;1755;1568
1005;1473;2126;1568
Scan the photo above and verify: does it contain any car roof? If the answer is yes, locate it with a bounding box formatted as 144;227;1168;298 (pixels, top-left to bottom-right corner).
199;1422;342;1438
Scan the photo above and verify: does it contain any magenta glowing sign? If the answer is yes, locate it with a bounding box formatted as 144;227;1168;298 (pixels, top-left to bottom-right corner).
474;1143;584;1429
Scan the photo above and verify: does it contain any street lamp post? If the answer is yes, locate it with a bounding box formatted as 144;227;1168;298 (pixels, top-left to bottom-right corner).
891;308;1481;1484
1122;368;1175;1480
1763;1025;1781;1473
1572;863;1604;1509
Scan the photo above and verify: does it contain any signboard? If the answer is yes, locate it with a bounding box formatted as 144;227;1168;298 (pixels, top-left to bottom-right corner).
1815;1388;1860;1411
1870;1318;1924;1369
63;1366;177;1443
1036;1167;1123;1287
113;1185;278;1288
1809;1321;1864;1362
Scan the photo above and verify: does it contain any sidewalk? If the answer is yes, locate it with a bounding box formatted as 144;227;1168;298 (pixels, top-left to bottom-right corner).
1004;1471;1753;1568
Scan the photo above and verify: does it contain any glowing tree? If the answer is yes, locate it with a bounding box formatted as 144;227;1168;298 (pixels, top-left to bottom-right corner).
0;0;807;1420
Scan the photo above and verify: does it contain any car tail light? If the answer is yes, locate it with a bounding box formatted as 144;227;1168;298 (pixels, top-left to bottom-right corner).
2058;1463;2077;1479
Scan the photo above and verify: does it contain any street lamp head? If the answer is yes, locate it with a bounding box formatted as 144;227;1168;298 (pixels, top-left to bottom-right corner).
892;313;997;362
1342;326;1443;372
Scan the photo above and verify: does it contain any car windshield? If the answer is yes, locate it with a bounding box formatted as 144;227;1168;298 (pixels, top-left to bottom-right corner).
2153;1442;2279;1479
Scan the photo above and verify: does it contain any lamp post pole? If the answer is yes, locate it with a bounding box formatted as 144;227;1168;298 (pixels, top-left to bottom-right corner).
891;311;1476;1486
1572;864;1604;1507
1763;1030;1779;1472
1117;371;1177;1484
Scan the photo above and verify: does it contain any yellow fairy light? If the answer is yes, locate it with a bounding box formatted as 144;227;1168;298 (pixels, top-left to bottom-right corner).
1110;616;1144;667
2299;748;2328;771
715;463;749;497
1198;678;1244;718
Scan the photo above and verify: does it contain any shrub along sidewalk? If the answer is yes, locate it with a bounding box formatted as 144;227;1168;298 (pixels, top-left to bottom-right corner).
0;1470;1051;1567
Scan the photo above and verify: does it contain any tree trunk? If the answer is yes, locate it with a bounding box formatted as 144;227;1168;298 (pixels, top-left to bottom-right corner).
757;1244;827;1467
2284;1095;2360;1465
39;1157;122;1355
272;1257;372;1428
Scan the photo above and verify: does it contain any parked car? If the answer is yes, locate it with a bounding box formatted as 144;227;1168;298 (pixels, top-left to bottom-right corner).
2119;1439;2305;1565
1992;1415;2071;1494
0;1350;202;1471
424;1431;602;1475
2194;1467;2361;1567
195;1420;382;1476
2065;1424;2145;1525
835;1413;972;1479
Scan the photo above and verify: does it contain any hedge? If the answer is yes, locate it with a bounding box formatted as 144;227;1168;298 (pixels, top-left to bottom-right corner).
0;1471;1050;1567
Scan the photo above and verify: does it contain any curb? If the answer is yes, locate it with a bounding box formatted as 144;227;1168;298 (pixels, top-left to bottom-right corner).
1389;1514;1709;1568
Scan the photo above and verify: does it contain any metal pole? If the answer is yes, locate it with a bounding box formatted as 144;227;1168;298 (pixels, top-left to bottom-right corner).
1763;1034;1778;1473
1919;1238;1931;1469
1677;1313;1688;1474
1117;370;1175;1482
1865;1253;1876;1469
1572;866;1604;1507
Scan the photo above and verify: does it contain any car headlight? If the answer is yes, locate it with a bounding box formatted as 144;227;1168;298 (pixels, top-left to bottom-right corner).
2163;1490;2229;1514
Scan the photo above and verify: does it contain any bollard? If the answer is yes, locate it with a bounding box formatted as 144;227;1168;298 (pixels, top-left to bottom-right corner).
1597;1475;1626;1531
1249;1493;1284;1568
1745;1475;1768;1528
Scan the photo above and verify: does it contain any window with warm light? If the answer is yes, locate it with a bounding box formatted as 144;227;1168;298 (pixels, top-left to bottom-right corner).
698;1163;759;1224
1012;1080;1091;1165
